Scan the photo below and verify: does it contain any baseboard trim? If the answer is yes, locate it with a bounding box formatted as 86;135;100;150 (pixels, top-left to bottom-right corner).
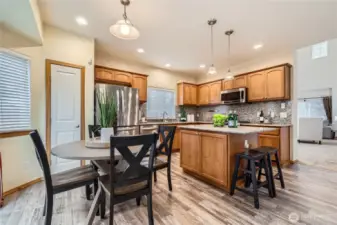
3;177;42;197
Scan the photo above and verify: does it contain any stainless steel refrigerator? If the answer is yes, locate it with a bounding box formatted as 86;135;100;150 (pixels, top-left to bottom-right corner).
95;84;139;127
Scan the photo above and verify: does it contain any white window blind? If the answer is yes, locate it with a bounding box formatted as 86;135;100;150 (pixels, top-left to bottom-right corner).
146;87;175;119
0;51;31;132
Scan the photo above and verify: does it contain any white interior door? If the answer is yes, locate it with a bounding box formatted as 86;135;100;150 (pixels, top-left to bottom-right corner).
51;64;81;173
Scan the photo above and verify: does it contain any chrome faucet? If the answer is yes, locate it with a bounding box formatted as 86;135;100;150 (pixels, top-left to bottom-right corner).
162;111;168;122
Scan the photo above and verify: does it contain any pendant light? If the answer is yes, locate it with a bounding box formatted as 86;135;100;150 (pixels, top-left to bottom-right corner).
109;0;140;40
207;19;217;75
225;29;234;80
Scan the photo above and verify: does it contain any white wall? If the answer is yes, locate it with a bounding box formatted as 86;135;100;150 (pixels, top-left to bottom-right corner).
0;25;95;192
293;38;337;160
95;51;196;94
197;52;293;84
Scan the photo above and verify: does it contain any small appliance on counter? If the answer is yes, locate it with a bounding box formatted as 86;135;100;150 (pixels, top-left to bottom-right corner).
187;114;195;122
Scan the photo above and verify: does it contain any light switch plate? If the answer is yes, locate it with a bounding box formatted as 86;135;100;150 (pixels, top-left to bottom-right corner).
281;103;286;109
280;112;287;118
257;112;260;117
271;111;275;118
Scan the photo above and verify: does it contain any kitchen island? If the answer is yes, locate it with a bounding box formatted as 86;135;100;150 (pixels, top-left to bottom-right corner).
179;124;276;192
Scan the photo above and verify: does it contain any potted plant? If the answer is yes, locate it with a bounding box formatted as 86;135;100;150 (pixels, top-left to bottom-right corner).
180;106;187;122
96;88;117;142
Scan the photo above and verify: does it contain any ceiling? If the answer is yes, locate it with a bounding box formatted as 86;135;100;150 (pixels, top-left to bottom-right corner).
0;0;43;45
38;0;337;75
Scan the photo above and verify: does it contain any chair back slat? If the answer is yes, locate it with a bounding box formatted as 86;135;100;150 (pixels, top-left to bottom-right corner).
157;126;176;156
88;125;101;139
110;133;158;189
29;130;53;196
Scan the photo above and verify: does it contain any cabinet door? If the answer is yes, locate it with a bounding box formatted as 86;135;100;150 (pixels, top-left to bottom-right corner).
222;80;233;90
247;72;266;101
198;84;210;105
265;66;285;99
114;71;132;84
183;84;191;104
177;83;184;105
180;130;200;173
132;75;147;102
233;76;247;88
172;128;180;150
259;135;280;149
189;85;197;105
104;69;115;80
209;81;222;104
95;67;106;80
200;132;228;186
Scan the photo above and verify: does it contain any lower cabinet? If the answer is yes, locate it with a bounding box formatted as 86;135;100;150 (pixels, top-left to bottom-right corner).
180;130;201;173
200;132;228;186
180;130;229;188
172;128;180;151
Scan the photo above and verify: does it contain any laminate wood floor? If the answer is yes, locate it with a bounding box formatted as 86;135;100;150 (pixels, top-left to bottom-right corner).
1;153;337;225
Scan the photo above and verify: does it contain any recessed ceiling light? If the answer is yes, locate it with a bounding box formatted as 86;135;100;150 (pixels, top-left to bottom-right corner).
137;48;144;53
165;63;171;67
75;16;88;26
199;64;206;68
253;44;263;50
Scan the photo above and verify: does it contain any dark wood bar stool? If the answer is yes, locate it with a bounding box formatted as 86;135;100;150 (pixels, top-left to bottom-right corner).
253;146;285;197
230;150;273;209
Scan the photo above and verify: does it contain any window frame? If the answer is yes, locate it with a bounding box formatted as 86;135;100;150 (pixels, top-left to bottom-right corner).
146;86;176;119
0;48;32;137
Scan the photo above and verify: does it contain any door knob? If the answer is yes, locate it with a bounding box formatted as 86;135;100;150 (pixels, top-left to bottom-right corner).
75;125;80;128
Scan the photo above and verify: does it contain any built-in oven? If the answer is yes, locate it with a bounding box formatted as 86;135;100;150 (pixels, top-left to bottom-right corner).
220;88;247;104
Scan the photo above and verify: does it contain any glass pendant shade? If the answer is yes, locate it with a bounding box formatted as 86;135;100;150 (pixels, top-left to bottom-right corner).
207;64;217;75
225;69;234;80
109;19;140;40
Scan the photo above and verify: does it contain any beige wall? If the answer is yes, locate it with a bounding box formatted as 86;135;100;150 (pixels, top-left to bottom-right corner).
95;51;196;94
0;25;95;192
196;52;294;84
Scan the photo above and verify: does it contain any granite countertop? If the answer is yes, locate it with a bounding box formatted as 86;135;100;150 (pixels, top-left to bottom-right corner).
139;121;212;126
179;124;276;134
240;123;292;128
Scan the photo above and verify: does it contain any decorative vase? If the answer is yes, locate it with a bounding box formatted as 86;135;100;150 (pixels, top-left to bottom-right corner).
101;127;115;142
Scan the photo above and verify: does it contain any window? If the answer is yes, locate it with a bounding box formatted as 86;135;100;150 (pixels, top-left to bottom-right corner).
298;98;327;120
146;87;175;119
0;51;31;132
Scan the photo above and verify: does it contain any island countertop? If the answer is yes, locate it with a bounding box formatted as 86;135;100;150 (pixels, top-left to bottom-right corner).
179;124;276;134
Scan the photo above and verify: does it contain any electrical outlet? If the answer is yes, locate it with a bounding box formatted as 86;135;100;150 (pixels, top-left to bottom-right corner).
281;102;286;109
196;113;199;117
280;112;287;118
257;112;260;117
271;111;275;118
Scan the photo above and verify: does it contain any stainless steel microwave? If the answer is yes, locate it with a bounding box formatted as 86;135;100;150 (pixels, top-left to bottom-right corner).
220;88;247;104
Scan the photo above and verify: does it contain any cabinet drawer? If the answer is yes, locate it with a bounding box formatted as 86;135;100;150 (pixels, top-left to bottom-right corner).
260;128;280;136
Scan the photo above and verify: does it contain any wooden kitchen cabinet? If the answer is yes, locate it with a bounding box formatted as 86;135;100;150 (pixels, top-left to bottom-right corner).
132;74;148;102
180;130;201;173
247;65;290;102
172;128;180;151
209;81;222;104
198;84;210;105
233;75;247;88
177;83;197;105
259;135;280;149
247;71;266;101
200;132;228;186
114;71;132;84
222;80;233;90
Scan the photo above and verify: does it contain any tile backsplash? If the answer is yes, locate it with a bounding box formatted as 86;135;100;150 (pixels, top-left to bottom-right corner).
196;101;292;124
141;101;292;124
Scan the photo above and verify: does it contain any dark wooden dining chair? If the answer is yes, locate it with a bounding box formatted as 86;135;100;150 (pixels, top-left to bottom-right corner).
29;130;99;225
100;133;158;225
142;125;176;191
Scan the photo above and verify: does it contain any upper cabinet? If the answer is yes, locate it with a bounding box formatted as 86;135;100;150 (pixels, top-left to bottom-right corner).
247;65;290;102
95;66;148;102
209;81;222;104
132;74;148;102
198;84;210;105
177;83;197;105
222;80;233;90
233;76;247;88
114;71;132;84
